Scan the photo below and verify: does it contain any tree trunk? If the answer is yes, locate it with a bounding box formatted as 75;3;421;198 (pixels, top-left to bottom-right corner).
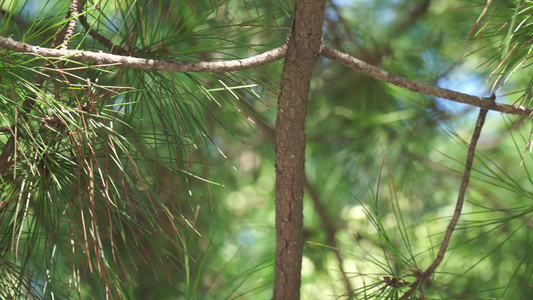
273;1;325;299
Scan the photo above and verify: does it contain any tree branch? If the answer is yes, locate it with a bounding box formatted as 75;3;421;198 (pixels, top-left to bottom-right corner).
320;45;533;116
399;96;494;300
0;36;288;73
4;34;533;118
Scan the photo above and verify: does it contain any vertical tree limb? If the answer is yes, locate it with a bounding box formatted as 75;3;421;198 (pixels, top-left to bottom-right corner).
235;97;354;295
273;0;325;299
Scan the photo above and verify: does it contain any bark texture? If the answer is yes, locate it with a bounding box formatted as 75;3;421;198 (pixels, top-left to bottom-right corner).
0;36;287;73
273;1;325;299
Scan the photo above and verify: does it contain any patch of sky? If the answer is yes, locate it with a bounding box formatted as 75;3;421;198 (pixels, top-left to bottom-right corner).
111;94;126;113
325;6;338;22
208;136;225;154
437;65;489;114
374;6;396;27
2;0;35;21
333;0;403;6
421;48;441;76
331;0;354;7
8;0;66;22
436;65;504;136
4;0;120;42
236;228;256;245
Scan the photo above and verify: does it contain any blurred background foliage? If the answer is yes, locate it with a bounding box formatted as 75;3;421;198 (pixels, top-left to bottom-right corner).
1;0;533;299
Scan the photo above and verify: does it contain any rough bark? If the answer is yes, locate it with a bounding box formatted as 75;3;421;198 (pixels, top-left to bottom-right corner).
273;1;325;299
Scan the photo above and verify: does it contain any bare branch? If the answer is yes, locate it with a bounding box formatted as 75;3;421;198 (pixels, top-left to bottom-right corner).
0;36;287;73
4;34;533;118
320;45;533;116
399;97;494;300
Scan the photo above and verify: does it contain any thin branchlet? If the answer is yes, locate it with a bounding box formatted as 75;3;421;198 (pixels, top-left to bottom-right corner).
321;46;532;116
399;96;495;300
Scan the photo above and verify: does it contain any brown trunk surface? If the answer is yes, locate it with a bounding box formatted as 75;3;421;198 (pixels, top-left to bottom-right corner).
273;1;325;299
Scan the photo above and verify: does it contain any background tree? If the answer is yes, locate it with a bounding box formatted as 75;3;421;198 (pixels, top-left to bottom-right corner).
1;0;533;299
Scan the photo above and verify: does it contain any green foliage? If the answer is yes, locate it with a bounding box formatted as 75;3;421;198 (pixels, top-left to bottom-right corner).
1;0;533;299
470;0;533;106
0;0;283;298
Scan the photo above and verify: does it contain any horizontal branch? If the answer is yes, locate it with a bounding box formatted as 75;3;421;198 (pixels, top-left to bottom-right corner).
320;45;533;116
2;35;533;116
0;36;287;73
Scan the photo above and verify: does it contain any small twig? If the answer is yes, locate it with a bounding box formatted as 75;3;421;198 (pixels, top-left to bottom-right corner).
399;95;495;300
